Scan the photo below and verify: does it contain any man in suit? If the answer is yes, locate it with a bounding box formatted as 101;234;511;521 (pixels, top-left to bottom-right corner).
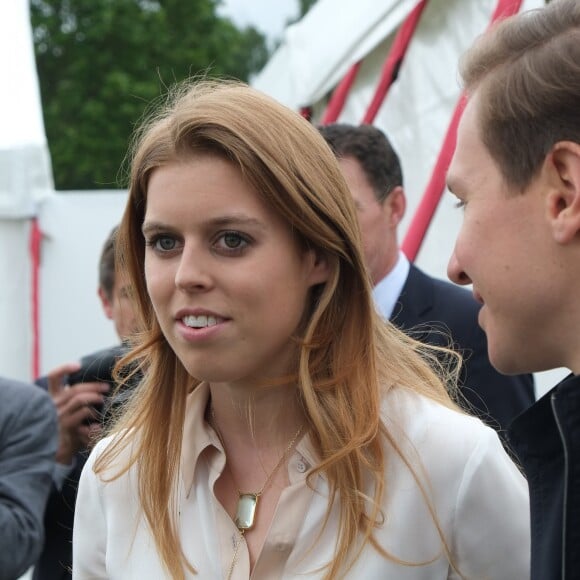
319;123;535;431
33;226;138;580
0;378;57;580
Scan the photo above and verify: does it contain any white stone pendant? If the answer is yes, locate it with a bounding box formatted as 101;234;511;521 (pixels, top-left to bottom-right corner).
235;493;259;530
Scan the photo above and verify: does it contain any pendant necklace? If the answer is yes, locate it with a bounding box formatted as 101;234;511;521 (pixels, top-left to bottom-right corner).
210;408;303;580
210;406;304;532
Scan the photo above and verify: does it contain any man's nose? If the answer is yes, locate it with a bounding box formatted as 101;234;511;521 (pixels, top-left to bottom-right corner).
447;249;472;286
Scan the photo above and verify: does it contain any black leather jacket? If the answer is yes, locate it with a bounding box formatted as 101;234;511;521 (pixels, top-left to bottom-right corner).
508;373;580;580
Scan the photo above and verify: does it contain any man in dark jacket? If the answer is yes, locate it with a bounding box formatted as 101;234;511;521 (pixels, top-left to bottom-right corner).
34;226;138;580
0;378;57;580
319;123;535;434
447;1;580;577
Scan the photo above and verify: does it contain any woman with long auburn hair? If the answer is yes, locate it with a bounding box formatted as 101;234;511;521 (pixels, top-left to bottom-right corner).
73;79;530;579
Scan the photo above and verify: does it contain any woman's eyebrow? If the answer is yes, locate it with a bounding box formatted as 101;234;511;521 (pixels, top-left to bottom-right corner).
206;215;267;230
142;215;267;236
142;221;173;236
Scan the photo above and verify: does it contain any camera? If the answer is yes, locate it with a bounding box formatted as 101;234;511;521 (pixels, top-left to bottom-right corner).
67;344;126;388
67;344;134;425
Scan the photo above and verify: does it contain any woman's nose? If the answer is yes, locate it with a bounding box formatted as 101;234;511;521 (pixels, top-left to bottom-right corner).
174;246;213;292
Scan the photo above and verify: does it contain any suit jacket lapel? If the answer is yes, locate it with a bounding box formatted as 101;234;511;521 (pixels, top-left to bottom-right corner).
390;264;435;330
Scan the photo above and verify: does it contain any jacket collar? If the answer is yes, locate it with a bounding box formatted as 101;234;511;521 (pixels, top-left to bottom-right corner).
391;264;435;327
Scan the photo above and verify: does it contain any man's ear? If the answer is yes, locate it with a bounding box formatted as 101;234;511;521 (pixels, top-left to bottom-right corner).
546;141;580;245
383;186;406;227
98;287;114;320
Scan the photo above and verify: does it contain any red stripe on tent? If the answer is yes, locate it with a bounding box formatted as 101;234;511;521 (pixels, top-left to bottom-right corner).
362;0;429;124
401;96;466;261
490;0;524;21
320;61;362;125
29;217;42;379
401;0;524;261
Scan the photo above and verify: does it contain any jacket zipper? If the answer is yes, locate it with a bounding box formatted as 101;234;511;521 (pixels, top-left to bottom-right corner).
550;392;569;580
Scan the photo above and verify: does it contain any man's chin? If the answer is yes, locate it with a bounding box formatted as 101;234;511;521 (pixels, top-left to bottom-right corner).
487;340;522;376
489;348;536;377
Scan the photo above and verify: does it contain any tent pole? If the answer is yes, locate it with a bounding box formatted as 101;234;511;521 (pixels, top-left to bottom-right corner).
320;62;362;124
29;217;42;379
362;0;429;124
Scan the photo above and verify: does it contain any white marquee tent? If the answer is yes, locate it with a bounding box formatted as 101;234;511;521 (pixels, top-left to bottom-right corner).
0;1;126;382
1;0;564;394
254;0;545;273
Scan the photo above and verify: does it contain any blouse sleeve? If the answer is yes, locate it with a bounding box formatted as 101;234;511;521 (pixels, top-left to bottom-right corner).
72;439;109;579
451;428;530;580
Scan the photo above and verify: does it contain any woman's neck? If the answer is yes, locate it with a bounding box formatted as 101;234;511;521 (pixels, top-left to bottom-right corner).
208;380;304;453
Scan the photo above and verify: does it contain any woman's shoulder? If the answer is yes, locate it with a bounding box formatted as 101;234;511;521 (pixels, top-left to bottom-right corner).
382;384;483;424
83;430;137;482
379;386;525;510
381;386;503;462
90;430;128;457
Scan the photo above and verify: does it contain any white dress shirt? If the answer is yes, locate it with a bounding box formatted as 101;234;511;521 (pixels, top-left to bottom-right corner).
73;383;530;579
372;251;410;319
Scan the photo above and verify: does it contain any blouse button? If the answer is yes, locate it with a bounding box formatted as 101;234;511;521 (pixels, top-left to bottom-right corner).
296;460;307;473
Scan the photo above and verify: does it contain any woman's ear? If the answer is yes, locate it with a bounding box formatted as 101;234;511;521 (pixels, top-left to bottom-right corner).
546;141;580;245
306;248;332;286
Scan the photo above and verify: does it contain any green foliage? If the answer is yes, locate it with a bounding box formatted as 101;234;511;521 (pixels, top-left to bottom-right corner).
298;0;318;17
285;0;317;28
31;0;270;190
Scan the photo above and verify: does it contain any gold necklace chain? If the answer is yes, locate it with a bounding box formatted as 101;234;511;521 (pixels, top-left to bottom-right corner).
210;407;303;580
226;529;244;580
210;406;303;512
239;423;304;498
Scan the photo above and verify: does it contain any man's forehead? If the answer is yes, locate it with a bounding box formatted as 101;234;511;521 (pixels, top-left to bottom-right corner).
446;97;482;193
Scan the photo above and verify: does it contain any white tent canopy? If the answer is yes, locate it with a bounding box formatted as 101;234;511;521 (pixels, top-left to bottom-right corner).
254;0;419;110
1;0;52;381
255;0;545;277
0;1;125;381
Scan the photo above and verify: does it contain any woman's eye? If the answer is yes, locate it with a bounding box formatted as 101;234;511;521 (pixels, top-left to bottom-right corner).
454;200;466;210
157;237;176;251
147;235;178;252
215;231;250;254
223;232;244;248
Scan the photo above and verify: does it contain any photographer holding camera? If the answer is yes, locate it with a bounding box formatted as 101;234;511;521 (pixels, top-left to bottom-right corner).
33;226;138;580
